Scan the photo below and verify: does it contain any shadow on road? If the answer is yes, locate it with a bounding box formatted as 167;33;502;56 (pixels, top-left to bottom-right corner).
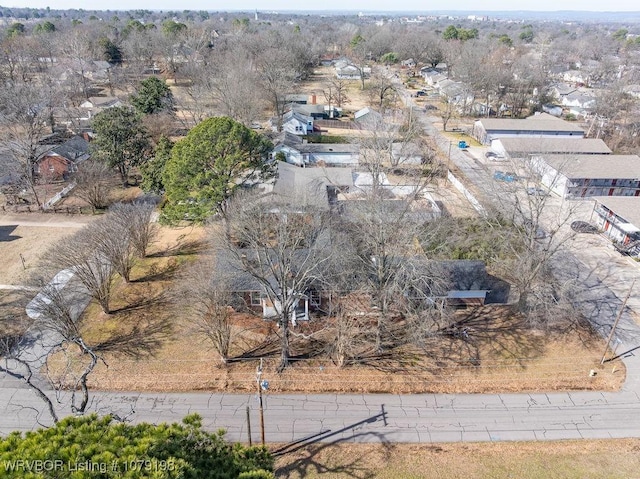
274;405;390;479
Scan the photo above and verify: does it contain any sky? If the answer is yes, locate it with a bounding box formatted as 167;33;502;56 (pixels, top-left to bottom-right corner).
3;0;640;12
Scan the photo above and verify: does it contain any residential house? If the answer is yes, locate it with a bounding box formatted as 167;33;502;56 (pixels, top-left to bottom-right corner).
284;93;310;105
34;135;91;181
491;137;611;160
52;106;93;132
265;160;355;209
422;69;448;87
80;96;122;110
550;83;577;101
271;110;314;136
272;135;359;167
472;113;585;145
592;196;640;254
401;58;416;69
436;260;507;306
214;248;325;323
624;84;640;99
79;96;123;120
562;69;590;87
334;59;371;80
354;107;382;128
561;91;596;110
287;102;342;120
532;154;640;199
391;142;425;166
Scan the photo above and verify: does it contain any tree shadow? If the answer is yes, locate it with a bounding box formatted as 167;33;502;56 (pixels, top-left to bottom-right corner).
91;289;173;359
92;314;173;360
274;406;392;479
429;305;546;369
132;258;183;283
147;238;208;258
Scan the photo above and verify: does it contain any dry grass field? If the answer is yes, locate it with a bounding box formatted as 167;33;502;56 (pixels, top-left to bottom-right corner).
0;213;95;286
273;439;640;479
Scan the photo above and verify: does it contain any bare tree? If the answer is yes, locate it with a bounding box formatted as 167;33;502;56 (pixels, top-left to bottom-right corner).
0;292;60;424
484;153;580;315
218;194;333;372
173;258;233;363
339;117;445;351
323;76;350;111
0;81;57;207
109;201;158;258
42;225;116;314
366;69;399;113
29;281;102;415
72;160;114;211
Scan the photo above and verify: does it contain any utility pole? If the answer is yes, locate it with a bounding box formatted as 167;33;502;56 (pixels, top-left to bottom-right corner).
246;406;252;446
256;358;266;445
601;279;635;365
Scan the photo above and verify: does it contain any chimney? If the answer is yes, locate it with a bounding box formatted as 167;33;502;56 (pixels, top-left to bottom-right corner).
310;93;316;105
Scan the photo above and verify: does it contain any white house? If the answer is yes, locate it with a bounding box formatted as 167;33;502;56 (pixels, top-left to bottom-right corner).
273;141;360;167
80;96;122;110
561;91;596;110
272;110;314;135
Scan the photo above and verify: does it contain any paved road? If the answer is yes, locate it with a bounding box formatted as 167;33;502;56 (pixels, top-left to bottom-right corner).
2;387;640;444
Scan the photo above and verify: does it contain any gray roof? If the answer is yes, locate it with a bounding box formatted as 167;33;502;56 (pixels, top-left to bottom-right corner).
272;161;354;208
594;196;640;229
294;143;359;154
498;138;611;155
541;154;640;179
49;136;90;163
477;118;585;133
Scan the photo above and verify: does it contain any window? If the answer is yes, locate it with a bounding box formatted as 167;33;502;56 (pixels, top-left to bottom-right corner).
309;290;321;306
250;291;262;306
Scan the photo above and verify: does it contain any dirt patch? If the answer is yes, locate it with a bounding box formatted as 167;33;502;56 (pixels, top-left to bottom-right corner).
297;66;372;116
274;439;640;479
0;213;95;285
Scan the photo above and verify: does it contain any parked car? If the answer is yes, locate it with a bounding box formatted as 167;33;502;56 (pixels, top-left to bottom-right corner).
494;171;520;182
485;151;498;158
526;187;548;196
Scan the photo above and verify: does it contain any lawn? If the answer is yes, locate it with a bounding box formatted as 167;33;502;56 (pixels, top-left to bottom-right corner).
273;439;640;479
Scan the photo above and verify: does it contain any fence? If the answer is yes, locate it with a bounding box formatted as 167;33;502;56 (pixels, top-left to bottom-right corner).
42;182;77;210
314;119;360;130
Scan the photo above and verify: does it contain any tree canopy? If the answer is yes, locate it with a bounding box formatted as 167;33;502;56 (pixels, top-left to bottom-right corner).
91;106;151;185
131;76;174;115
141;135;173;194
0;414;274;478
162;117;275;223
